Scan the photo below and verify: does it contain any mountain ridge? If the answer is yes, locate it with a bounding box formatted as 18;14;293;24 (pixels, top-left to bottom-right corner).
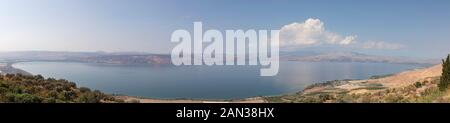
281;51;439;65
0;51;439;65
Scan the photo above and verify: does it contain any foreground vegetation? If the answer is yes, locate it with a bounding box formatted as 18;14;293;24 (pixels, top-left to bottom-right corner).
266;77;450;103
0;74;122;103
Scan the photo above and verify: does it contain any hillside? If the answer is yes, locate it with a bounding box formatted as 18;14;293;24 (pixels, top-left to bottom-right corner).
0;74;123;103
266;64;450;103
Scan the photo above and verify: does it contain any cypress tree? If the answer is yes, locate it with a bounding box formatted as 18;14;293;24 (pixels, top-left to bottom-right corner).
439;59;444;90
447;55;450;88
439;54;450;91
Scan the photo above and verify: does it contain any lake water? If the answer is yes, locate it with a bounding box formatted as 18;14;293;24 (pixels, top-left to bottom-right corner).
13;61;420;99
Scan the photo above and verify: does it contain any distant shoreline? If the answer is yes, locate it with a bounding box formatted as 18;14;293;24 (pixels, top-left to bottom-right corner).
0;62;32;75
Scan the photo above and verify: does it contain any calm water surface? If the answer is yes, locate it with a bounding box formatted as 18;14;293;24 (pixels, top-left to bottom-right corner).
13;61;420;99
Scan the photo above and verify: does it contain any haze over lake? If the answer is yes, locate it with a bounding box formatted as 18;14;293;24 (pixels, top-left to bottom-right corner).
13;61;420;99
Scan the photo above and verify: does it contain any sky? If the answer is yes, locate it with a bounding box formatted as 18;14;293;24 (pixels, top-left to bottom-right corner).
0;0;449;58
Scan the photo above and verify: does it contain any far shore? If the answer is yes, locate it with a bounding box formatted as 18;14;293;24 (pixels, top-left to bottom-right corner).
0;62;32;75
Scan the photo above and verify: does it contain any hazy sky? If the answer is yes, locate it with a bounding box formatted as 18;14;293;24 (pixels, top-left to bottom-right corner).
0;0;449;58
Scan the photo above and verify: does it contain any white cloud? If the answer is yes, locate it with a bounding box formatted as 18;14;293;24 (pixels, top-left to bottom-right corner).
280;18;357;47
340;36;357;45
279;18;405;50
361;41;404;50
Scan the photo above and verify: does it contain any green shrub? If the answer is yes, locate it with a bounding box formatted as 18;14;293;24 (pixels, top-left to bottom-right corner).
414;82;422;88
0;74;114;103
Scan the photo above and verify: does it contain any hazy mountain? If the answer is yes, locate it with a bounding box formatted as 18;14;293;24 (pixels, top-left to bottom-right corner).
0;51;171;65
280;51;439;65
0;51;104;61
80;54;171;65
0;51;439;65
